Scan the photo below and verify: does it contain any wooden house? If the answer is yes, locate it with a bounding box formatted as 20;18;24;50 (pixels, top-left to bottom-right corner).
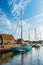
0;34;16;49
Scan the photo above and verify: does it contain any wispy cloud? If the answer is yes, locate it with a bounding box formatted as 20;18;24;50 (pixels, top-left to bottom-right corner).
0;10;43;40
0;9;12;30
0;0;43;40
37;26;43;40
0;29;2;32
11;0;31;13
25;13;43;22
14;20;31;39
8;0;31;19
22;13;43;40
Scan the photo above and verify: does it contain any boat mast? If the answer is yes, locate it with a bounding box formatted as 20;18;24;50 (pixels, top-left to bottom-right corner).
40;32;41;44
29;28;30;43
21;4;23;44
35;28;37;41
39;30;41;44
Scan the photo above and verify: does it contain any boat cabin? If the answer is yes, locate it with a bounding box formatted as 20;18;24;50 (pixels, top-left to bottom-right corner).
17;39;24;44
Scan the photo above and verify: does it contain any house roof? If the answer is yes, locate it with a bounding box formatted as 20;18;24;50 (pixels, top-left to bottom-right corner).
0;34;15;41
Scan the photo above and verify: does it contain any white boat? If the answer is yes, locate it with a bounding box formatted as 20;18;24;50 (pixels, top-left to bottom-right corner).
35;44;41;48
41;43;43;46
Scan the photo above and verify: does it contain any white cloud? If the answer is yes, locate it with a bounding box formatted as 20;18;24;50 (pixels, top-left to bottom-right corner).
0;8;43;40
38;26;43;31
0;9;19;35
37;26;43;40
0;9;6;17
9;0;31;15
21;13;43;40
0;9;12;30
0;29;2;32
22;20;30;31
14;20;31;39
6;20;12;29
6;20;11;26
25;13;43;22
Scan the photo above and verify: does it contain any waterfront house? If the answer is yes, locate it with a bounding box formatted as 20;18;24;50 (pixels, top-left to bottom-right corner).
0;34;16;49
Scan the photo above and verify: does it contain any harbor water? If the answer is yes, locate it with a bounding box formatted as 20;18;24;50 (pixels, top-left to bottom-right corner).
0;46;43;65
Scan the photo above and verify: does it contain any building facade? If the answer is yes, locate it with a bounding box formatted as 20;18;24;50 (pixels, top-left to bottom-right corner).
0;34;16;49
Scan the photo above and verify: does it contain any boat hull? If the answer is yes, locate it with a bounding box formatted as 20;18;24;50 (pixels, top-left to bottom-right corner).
22;46;32;51
11;46;32;52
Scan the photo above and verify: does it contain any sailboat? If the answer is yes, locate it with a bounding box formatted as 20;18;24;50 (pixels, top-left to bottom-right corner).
19;5;32;51
35;28;41;48
11;4;32;52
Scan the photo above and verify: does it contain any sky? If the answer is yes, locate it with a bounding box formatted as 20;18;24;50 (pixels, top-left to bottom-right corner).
0;0;43;40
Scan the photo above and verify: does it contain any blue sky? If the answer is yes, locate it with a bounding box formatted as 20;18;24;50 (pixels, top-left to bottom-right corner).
0;0;43;40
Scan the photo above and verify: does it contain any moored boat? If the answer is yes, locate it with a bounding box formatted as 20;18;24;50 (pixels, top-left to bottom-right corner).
21;45;32;51
11;45;32;52
11;46;25;52
35;44;41;48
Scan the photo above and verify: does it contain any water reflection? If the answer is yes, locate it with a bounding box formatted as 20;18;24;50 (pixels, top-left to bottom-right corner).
0;46;43;65
0;52;13;63
33;47;41;65
21;53;24;65
21;51;32;65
